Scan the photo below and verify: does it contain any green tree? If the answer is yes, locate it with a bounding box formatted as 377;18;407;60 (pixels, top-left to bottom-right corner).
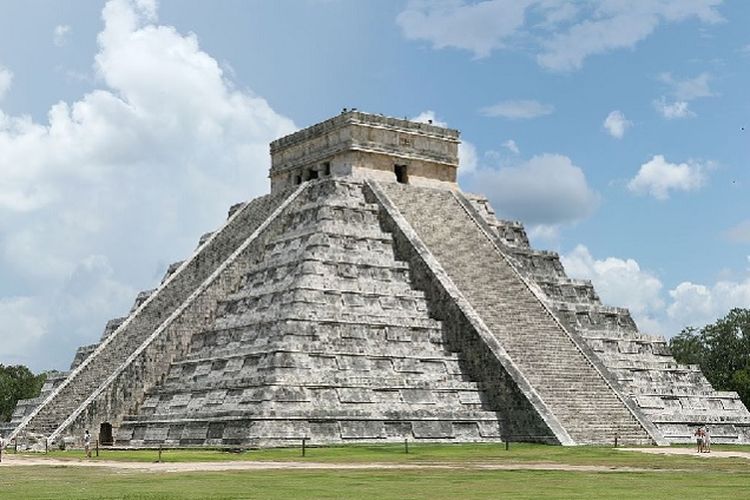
669;326;703;365
670;308;750;406
0;364;47;422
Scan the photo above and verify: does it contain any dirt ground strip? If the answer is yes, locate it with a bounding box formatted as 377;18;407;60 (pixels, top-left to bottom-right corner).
2;447;747;473
0;454;660;474
620;447;750;460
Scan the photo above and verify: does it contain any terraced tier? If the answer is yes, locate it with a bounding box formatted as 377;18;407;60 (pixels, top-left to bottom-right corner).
467;192;750;444
117;180;508;447
378;182;657;445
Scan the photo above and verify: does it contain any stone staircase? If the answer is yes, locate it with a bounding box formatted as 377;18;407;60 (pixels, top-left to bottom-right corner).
8;186;297;443
378;182;657;445
466;193;750;444
4;316;128;440
116;179;508;447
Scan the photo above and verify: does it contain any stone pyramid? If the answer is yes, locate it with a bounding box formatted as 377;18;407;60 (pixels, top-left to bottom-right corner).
6;111;750;448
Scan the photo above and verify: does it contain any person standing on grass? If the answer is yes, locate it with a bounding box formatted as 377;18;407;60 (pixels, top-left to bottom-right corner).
84;430;92;458
694;427;703;453
704;427;711;453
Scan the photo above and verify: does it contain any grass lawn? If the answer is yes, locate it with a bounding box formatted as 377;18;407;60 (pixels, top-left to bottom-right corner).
3;443;750;499
1;465;749;499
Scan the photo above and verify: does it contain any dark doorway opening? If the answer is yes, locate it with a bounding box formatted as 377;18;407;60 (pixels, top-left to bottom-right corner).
99;422;114;446
395;164;408;184
309;169;319;180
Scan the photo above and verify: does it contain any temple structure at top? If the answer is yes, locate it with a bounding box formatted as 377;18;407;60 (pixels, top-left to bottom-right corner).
269;110;460;192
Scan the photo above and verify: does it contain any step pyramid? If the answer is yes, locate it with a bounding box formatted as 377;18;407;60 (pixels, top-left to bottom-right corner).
6;111;749;448
117;180;515;447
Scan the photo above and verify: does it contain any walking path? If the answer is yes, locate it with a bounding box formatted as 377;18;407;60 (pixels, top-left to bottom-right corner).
0;454;656;473
621;447;750;460
3;447;748;473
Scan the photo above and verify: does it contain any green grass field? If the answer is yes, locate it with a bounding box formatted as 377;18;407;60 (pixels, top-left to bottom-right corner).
2;443;749;499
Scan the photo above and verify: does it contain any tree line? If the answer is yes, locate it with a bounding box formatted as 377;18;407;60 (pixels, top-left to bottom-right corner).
0;364;47;422
670;308;750;407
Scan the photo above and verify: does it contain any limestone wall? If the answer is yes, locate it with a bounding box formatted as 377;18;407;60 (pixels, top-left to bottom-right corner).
270;111;459;192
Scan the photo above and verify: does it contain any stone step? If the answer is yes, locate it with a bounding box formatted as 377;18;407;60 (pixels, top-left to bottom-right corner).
211;314;442;332
128;407;503;422
148;378;486;397
380;183;652;445
222;280;425;305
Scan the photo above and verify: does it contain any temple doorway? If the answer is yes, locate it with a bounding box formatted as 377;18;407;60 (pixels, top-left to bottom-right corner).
395;164;408;184
99;422;114;446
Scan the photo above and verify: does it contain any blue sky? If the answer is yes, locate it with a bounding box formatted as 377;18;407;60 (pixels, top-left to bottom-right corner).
0;0;748;371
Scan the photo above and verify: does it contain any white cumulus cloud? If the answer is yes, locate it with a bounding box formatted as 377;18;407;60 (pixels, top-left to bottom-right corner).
603;110;632;139
561;246;750;335
53;25;72;46
562;244;665;331
412;109;447;128
536;3;723;72
654;72;714;119
480;99;554;119
668;280;750;329
659;72;714;100
459;140;478;175
396;0;531;59
471;153;599;225
526;223;559;242
627;155;708;200
0;0;295;370
653;98;695;119
0;297;49;364
0;65;12;101
502;139;520;154
396;1;724;71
